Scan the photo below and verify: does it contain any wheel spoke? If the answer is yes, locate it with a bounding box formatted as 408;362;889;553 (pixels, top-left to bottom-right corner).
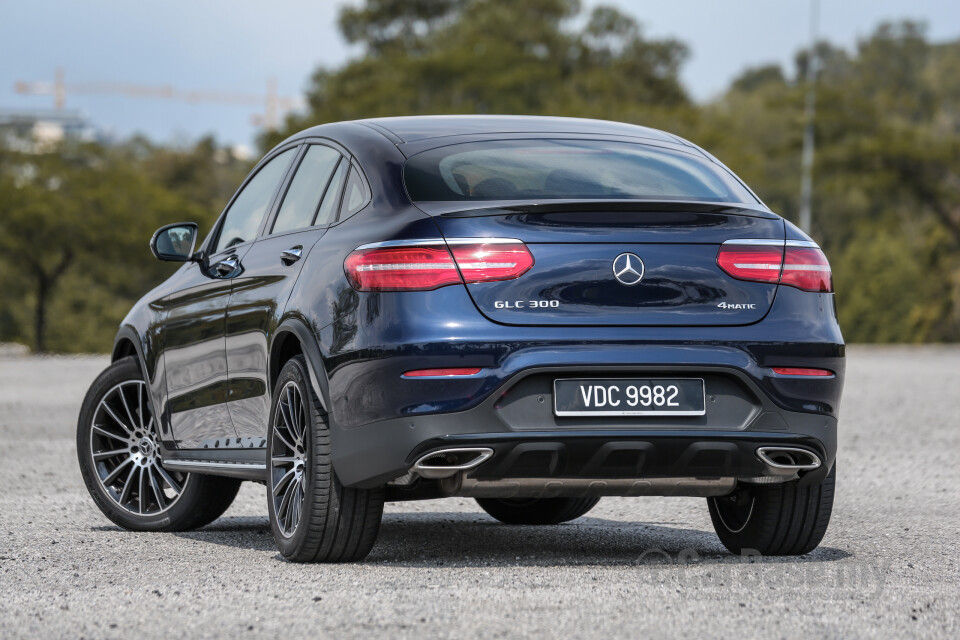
272;468;295;496
118;464;138;504
273;425;298;454
271;455;296;464
94;447;129;461
290;387;304;442
102;456;134;486
101;402;135;436
279;395;296;441
118;386;139;436
155;465;183;496
291;483;302;530
92;424;128;443
278;474;297;524
148;466;166;510
137;383;147;431
138;466;150;514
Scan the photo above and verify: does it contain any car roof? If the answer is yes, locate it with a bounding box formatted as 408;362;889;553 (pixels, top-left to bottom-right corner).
353;115;680;144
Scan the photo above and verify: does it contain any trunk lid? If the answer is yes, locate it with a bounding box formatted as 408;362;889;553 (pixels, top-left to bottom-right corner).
428;201;785;327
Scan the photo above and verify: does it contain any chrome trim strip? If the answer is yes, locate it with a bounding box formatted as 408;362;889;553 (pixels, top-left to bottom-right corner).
721;238;821;249
162;460;267;472
444;237;523;245
357;238;446;249
721;238;783;246
355;237;523;250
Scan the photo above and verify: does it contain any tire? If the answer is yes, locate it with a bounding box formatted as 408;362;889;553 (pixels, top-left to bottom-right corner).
476;497;600;525
77;356;241;532
266;355;384;562
707;464;836;556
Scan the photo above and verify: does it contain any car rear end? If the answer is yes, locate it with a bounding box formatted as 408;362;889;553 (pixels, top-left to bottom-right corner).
325;136;842;531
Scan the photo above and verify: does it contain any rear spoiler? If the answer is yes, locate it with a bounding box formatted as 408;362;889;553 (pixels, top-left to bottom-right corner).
414;199;779;219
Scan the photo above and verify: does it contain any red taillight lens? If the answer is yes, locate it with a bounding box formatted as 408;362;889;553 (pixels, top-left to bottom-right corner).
402;368;482;378
344;241;533;291
450;243;534;283
772;367;834;377
781;247;832;292
343;246;461;291
716;245;783;283
717;243;833;293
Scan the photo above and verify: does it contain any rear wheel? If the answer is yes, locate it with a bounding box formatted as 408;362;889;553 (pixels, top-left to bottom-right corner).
267;355;384;562
708;464;835;556
77;357;241;531
476;497;600;525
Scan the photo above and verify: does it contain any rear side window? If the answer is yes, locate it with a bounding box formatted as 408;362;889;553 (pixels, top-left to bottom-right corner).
403;139;757;204
315;159;348;226
272;145;342;234
339;166;371;219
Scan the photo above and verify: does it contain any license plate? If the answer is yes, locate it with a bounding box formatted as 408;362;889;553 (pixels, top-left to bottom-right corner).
553;378;706;417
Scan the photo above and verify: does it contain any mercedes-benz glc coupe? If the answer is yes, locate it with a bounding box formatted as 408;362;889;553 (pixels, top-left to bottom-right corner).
77;116;842;562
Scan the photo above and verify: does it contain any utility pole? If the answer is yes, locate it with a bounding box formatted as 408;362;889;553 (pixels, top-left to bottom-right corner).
799;0;819;234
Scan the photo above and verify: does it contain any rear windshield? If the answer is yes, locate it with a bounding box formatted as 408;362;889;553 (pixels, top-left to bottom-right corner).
404;139;757;204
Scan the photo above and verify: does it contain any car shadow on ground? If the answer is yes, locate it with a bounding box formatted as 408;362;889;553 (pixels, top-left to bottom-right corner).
160;511;851;567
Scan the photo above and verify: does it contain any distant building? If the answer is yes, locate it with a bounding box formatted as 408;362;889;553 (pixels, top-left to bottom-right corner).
0;109;108;151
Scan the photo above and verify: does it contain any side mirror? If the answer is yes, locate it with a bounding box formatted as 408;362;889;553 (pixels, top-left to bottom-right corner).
150;222;200;262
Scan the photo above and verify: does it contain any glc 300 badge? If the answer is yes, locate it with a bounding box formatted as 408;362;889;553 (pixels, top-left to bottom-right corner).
612;253;644;286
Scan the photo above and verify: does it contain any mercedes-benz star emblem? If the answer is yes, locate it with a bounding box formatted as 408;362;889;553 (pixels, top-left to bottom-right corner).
612;252;645;286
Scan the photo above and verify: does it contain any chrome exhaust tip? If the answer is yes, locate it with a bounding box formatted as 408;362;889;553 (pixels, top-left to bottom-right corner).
756;446;821;471
412;447;494;479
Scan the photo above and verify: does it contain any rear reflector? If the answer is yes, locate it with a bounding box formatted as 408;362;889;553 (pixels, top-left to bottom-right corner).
771;367;834;377
402;368;482;378
717;243;833;292
345;240;534;291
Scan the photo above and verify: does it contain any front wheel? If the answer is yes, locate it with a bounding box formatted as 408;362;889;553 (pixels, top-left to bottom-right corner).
77;357;241;531
266;355;384;562
476;497;600;525
707;464;836;556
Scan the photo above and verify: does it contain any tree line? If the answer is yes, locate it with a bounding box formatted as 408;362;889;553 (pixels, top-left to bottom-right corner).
1;0;958;352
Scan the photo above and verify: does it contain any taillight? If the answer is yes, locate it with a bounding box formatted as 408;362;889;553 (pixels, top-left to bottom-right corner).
780;247;832;292
344;240;533;291
449;243;534;283
343;246;461;291
716;245;783;284
717;242;832;293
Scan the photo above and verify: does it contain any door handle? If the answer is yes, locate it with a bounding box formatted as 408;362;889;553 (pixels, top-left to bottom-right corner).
214;256;239;276
280;246;303;265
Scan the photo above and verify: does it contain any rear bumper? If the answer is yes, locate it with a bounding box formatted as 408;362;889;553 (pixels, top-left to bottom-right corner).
332;361;839;488
319;287;843;488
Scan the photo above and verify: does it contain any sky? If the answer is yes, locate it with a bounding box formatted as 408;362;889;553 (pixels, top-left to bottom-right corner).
1;0;958;150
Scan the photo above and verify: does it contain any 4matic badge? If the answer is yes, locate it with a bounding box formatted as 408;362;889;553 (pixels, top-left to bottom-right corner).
717;302;756;310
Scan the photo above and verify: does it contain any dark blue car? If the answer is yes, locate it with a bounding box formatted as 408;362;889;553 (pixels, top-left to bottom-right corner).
77;116;843;562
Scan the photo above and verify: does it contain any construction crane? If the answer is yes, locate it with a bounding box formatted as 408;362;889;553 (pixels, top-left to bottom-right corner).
14;68;303;130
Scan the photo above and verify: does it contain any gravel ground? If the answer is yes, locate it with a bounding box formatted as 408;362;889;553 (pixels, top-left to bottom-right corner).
1;347;958;639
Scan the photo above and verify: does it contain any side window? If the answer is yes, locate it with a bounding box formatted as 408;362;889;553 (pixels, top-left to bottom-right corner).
339;166;371;220
214;148;296;253
272;145;342;234
314;159;348;226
